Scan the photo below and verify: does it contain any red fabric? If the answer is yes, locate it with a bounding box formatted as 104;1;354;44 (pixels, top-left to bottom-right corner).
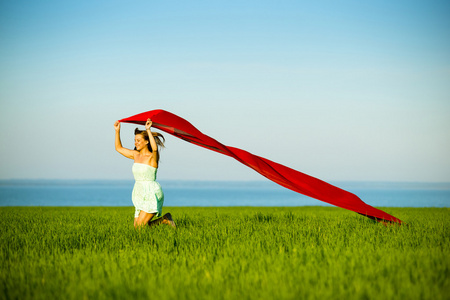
120;109;402;224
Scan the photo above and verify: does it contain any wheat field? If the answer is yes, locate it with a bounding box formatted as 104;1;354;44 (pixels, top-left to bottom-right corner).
1;206;448;299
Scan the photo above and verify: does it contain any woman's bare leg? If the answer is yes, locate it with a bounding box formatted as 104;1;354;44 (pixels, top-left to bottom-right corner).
134;211;176;229
135;211;156;229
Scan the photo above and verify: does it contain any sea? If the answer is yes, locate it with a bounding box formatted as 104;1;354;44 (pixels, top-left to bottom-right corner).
0;180;449;208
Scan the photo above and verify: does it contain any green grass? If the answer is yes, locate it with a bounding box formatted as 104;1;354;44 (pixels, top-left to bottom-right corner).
1;206;449;300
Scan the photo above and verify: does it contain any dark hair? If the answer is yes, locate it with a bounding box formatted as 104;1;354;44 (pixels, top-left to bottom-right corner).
134;128;165;161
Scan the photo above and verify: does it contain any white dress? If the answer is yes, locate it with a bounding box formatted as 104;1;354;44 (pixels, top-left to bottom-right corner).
131;163;164;218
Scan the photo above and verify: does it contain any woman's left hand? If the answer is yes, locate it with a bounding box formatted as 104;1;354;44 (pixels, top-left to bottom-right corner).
145;118;152;130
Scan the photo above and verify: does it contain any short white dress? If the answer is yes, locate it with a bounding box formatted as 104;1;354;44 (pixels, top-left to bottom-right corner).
131;163;164;218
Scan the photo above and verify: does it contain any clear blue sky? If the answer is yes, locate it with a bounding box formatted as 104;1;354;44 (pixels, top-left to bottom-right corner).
1;0;449;182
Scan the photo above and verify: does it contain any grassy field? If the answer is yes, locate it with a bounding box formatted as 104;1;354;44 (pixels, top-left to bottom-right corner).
0;206;449;300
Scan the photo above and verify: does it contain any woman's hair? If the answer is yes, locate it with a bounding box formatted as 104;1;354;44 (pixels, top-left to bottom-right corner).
134;128;165;162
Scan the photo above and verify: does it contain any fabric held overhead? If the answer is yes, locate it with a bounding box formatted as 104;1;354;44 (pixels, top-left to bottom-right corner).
120;109;402;224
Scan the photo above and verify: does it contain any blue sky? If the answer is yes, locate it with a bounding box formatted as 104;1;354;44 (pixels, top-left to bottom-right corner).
0;0;449;182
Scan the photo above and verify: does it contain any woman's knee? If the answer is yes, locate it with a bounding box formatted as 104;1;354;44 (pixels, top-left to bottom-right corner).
135;211;155;228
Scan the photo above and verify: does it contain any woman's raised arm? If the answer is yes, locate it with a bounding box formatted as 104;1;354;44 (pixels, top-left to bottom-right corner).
145;118;158;154
145;118;159;167
114;121;135;159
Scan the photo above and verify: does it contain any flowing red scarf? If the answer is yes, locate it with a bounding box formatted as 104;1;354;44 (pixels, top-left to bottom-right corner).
120;109;402;224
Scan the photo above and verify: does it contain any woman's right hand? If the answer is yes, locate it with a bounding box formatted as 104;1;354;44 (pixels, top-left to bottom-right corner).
114;121;121;131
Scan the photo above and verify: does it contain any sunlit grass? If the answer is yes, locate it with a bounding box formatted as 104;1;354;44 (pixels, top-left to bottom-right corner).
1;207;448;299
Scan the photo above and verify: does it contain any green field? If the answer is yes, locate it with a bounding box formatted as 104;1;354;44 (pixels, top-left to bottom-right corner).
1;206;449;299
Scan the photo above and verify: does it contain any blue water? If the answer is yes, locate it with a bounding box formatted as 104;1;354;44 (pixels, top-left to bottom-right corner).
0;180;449;208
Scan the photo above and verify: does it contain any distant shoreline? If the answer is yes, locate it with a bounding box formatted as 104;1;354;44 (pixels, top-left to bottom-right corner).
1;179;449;208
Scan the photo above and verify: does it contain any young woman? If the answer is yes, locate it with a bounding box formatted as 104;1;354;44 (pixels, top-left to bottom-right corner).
114;118;175;229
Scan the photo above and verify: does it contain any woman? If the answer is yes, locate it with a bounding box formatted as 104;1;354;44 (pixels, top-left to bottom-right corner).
114;118;175;229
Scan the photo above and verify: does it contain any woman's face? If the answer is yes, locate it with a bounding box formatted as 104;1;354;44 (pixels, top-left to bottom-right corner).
134;134;148;151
